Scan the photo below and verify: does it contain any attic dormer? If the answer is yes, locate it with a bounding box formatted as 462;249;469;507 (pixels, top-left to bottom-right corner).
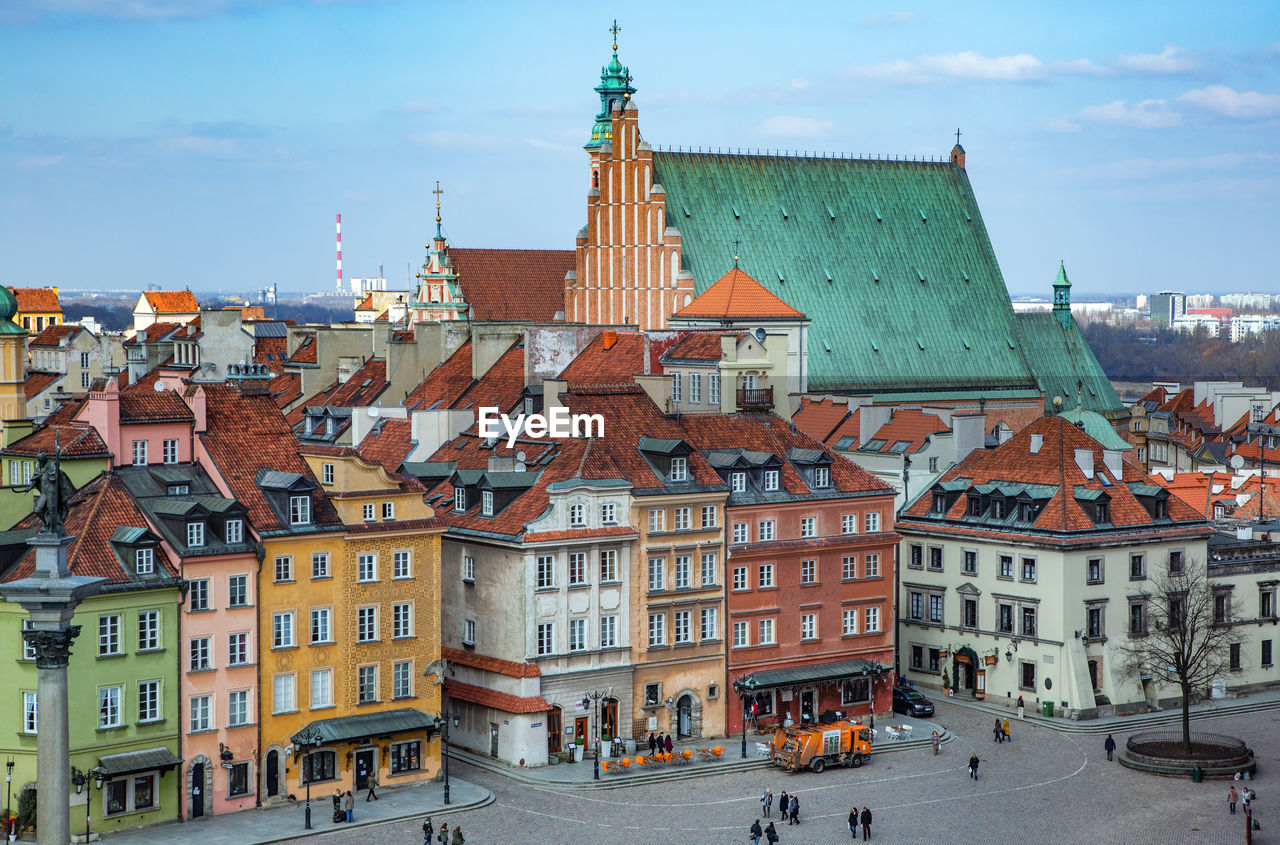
786;446;834;490
109;526;164;577
255;468;318;527
638;435;694;484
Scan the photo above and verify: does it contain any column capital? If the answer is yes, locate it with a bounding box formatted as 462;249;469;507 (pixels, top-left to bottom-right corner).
23;625;82;668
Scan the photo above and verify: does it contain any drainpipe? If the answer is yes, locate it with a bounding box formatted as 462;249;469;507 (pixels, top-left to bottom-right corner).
254;541;265;808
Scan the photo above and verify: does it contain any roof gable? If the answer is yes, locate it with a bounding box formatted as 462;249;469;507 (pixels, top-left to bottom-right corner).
143;290;199;313
672;267;805;321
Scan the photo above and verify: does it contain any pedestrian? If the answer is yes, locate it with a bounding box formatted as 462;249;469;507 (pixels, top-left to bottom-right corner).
365;772;379;801
1243;786;1254;815
765;821;779;844
1002;718;1011;744
993;719;1003;743
750;818;763;845
451;826;464;845
968;753;980;781
849;807;859;838
437;822;448;844
761;787;773;818
665;733;674;754
1229;785;1238;815
1104;734;1117;762
931;730;941;755
342;790;354;823
860;806;873;841
789;793;800;825
648;732;657;755
779;791;789;823
423;817;433;843
1017;695;1025;720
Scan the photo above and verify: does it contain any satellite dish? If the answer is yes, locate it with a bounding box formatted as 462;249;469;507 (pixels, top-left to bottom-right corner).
367;406;380;418
516;451;527;463
754;327;767;342
1230;454;1245;470
153;380;165;392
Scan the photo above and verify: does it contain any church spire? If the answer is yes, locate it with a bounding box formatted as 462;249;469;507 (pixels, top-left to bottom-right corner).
585;19;636;149
1053;261;1072;329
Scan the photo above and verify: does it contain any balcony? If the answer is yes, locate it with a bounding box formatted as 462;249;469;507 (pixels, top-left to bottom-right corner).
736;387;774;410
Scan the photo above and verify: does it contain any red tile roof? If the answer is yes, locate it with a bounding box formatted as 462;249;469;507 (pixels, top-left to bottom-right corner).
12;288;61;313
556;331;649;387
320;358;388;408
672;267;805;321
23;371;60;399
442;646;541;678
450;248;573;322
254;336;288;369
355;294;376;311
143;290;199;313
404;341;475;410
864;409;949;454
525;525;640;543
268;371;302;408
118;385;195;423
1;422;109;458
356;418;414;471
124;322;183;346
288;334;318;365
660;331;742;363
793;397;861;448
446;680;549;714
403;339;525;415
28;324;83;347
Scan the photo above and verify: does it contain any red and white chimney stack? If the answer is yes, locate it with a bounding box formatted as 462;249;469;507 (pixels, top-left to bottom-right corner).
336;213;343;292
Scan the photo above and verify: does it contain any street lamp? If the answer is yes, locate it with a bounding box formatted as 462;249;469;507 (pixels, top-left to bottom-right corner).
70;765;104;844
581;691;608;781
432;713;461;804
732;678;755;759
5;758;13;843
294;726;324;830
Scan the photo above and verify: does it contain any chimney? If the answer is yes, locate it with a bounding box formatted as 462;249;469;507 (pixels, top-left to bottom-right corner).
407;408;473;462
1029;433;1043;455
1102;449;1124;481
603;330;618;351
859;405;894;448
1074;448;1095;480
951;413;986;464
488;454;516;473
997;425;1013;445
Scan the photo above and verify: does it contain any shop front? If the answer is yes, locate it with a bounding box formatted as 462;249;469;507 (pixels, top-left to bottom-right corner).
732;658;891;735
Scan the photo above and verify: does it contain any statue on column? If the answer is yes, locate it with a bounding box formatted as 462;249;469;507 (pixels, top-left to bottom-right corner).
20;451;74;536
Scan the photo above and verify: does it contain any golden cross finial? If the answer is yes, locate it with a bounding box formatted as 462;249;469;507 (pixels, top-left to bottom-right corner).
610;19;621;50
432;180;444;223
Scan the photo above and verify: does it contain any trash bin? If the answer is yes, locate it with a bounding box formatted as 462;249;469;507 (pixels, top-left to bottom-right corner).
1042;701;1053;717
1192;765;1203;783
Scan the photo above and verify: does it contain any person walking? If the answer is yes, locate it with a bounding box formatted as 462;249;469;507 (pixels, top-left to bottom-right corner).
437;822;448;844
648;732;657;755
342;790;354;823
764;821;779;844
788;793;800;825
761;787;773;818
1104;734;1117;762
849;807;859;838
422;817;433;843
1017;695;1025;720
451;827;465;845
750;818;763;845
860;806;873;841
993;719;1004;743
1229;785;1239;815
931;730;941;755
665;733;674;754
365;772;379;801
968;752;980;780
779;791;789;824
1002;718;1011;744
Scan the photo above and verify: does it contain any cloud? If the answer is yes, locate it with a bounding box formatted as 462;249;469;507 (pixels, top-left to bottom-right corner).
1077;98;1182;128
2;0;378;21
393;100;442;115
1114;46;1200;75
1177;84;1280;119
755;115;833;138
18;154;68;169
846;51;1101;84
857;11;919;26
155;134;241;155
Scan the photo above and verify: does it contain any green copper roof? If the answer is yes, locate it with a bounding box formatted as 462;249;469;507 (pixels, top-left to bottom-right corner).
1015;311;1123;417
1053;262;1071;288
0;286;25;335
650;152;1039;395
1056;406;1130;451
586;45;635;149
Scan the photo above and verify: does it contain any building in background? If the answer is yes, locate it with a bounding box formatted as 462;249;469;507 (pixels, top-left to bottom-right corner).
11;287;63;334
132;290;200;334
1150;290;1187;328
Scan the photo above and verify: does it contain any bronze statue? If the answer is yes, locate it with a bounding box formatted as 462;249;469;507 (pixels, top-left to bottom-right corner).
20;451;75;536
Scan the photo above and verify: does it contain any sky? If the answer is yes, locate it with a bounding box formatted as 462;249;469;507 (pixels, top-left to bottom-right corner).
2;0;1278;299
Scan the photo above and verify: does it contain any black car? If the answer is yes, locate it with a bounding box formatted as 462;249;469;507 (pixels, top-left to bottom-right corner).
892;687;935;717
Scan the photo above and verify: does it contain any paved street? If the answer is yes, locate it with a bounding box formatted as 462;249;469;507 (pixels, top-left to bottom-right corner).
276;699;1275;844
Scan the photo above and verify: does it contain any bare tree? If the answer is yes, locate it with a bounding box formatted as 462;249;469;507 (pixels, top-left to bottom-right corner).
1115;556;1244;753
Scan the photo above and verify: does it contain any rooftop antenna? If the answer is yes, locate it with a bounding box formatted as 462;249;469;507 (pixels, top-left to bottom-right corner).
335;213;343;293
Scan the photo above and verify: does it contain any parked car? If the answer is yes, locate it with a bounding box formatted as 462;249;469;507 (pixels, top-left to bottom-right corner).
893;687;935;717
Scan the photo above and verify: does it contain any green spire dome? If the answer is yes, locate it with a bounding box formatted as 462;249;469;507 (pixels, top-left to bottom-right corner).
1052;261;1072;329
586;20;636;150
0;285;25;335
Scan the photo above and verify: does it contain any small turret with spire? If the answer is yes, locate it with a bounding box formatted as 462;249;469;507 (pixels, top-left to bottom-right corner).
585;20;636;150
950;127;966;169
1053;261;1072;329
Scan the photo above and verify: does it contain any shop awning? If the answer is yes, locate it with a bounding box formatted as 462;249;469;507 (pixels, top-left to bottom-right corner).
291;708;435;745
97;747;182;776
736;658;889;692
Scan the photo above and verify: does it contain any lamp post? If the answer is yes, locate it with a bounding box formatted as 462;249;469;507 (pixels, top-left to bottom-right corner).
432;713;460;804
294;726;323;830
732;678;754;759
70;765;103;844
581;691;607;780
5;758;13;843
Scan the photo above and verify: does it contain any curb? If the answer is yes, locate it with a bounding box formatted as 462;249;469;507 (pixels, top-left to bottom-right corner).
938;695;1280;735
255;788;495;844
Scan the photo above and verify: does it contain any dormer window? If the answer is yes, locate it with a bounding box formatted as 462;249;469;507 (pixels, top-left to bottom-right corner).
225;519;243;544
135;548;154;575
967;497;982;517
454;487;466;512
289;495;311;526
601;502;616;524
570;503;586;527
1154;498;1168;519
167;484;189;496
933;493;948;514
764;470;779;491
731;472;746;493
482;490;494;516
322;463;334;485
992;498;1006;519
187;522;205;548
1095;501;1110;524
812;466;830;488
1020;502;1041;522
670;457;688;483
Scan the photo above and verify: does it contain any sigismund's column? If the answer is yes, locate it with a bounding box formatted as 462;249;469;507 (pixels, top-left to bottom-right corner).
0;532;103;845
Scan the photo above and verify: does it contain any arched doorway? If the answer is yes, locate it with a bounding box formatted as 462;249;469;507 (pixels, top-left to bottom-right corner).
953;646;979;696
189;760;205;818
264;749;280;798
547;706;562;754
676;695;693;737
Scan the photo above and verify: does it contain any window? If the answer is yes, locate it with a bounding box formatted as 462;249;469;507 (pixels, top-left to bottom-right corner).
272;612;295;648
162;439;178;464
382;501;395;520
929;594;944;624
274;555;293;583
132;440;147;465
648;558;666;591
928;456;939;472
311;552;330;579
358;553;377;582
701;607;717;640
758;520;775;541
1263;588;1277;620
675;555;691;589
701;504;717;528
731;472;746;493
1021;557;1037;583
454;487;466;511
963;550;977;575
842;555;856;580
1214;592;1232;624
674;610;692;643
537;623;554;656
733;522;749;544
963;598;977;629
322;462;334;484
999;554;1014;579
649;509;665;532
992;498;1006;519
228;762;252;800
689;373;701;403
601;615;618;648
1165;549;1184;574
1021;606;1037;637
935;494;949;514
759;563;775;588
228;689;250;726
310;669;332;708
393;603;413;638
137;610;159;651
758;618;776;644
733;566;747;590
671;373;682;402
358;665;378;703
843;609;858;635
537;555;555;589
800;516;816;538
273;673;296;713
22;691;37;733
701;552;716;586
998;603;1014;633
98;685;122;728
569;503;585;526
81;371;91;389
228;632;248;666
865;606;881;632
709;372;721;404
393;550;411;579
289;495;311;525
80;351;90;368
841;677;871;706
1095;501;1110;524
462;555;476;582
134;547;155;575
801;613;817;640
1087;557;1104;584
224;517;244;544
187;521;205;548
135;680;160;723
910;645;924;670
560;552;583;588
865;512;880;532
813;466;831;488
391;739;421;774
648;613;666;647
909;591;923;620
189;636;211;671
481;490;494;516
909;544;922;569
733;621;749;647
303;750;334;783
670;457;688;482
1020;662;1036;691
1263;640;1273;668
600;549;618;582
463;619;475;645
801;559;816;583
644;683;662;707
675;507;690;530
99;614;121;656
842;514;857;534
1130;553;1146;580
764;470;780;491
1229;643;1241;671
1087;607;1103;639
310;608;332;644
357;607;378;642
601;502;617;524
865;554;880;577
384;661;410;701
929;546;943;571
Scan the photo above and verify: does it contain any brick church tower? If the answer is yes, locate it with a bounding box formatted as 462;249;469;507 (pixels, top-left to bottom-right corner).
565;25;694;329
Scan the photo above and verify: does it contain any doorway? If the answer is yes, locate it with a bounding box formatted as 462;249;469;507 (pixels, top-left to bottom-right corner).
265;750;280;798
1089;660;1100;692
547;706;562;754
354;749;375;792
574;715;589;747
799;690;815;723
190;763;204;818
489;723;500;758
602;698;619;739
677;695;693;737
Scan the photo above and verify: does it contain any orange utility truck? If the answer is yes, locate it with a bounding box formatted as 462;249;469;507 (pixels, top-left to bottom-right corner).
769;721;873;773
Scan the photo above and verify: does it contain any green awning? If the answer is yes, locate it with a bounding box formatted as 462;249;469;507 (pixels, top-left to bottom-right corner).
97;747;182;776
292;708;435;745
737;658;889;691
